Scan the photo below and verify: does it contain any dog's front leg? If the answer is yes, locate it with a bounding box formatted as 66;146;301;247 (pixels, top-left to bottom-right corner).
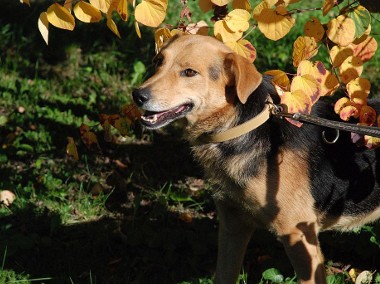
279;224;326;284
214;200;255;284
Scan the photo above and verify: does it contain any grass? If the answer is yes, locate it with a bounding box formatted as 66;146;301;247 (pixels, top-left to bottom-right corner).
1;0;380;283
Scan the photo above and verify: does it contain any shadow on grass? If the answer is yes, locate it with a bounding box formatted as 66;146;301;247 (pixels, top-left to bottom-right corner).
2;133;380;284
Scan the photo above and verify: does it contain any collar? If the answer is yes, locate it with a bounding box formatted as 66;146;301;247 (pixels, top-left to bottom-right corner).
199;97;274;143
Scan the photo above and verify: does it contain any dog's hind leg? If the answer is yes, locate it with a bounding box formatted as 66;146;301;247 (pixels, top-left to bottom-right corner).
214;200;255;284
278;223;326;284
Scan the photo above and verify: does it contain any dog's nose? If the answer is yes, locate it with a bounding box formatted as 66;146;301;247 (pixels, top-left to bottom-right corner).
132;88;151;107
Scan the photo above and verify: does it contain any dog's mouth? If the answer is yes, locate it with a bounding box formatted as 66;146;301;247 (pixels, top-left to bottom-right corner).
140;103;193;129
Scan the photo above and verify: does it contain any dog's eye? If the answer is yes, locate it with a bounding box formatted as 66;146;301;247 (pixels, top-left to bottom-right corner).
181;69;198;77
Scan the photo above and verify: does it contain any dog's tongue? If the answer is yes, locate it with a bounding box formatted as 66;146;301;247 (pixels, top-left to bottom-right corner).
142;105;188;125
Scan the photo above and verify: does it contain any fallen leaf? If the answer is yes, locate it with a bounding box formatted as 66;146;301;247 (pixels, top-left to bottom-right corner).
0;190;16;207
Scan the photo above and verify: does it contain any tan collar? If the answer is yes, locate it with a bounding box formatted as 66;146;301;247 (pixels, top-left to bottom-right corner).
200;97;273;143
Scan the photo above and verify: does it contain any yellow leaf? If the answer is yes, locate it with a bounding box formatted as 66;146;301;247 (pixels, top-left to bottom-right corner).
253;1;269;20
329;45;354;67
90;0;112;13
265;70;290;90
224;9;250;33
46;3;75;31
291;74;319;104
322;0;337;16
326;15;355;46
334;97;350;114
135;0;168;27
107;14;121;38
211;0;229;6
347;77;370;104
225;39;257;63
38;12;49;45
351;36;378;62
353;24;371;44
339;55;363;84
350;80;370;96
256;6;295;41
280;89;312;127
232;0;251;11
64;0;72;12
292;36;318;67
263;0;278;6
115;0;129;21
74;2;102;23
283;0;301;3
304;17;324;42
66;137;79;160
135;21;141;38
214;20;242;42
199;0;213;13
364;134;380;149
297;60;338;97
155;27;172;52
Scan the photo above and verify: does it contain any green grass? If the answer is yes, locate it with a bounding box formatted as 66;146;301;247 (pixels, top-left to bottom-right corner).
1;0;380;283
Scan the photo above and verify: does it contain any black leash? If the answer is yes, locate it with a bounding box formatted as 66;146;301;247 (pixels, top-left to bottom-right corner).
272;110;380;138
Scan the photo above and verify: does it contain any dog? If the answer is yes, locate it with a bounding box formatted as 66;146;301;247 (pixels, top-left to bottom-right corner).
132;34;380;284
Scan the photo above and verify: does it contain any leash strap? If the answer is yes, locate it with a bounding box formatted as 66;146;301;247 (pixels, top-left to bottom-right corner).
273;111;380;138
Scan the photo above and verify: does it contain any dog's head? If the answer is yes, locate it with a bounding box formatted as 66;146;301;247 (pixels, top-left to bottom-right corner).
132;34;262;130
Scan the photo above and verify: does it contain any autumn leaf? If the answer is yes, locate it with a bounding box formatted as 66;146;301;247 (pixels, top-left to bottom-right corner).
292;36;318;67
351;36;378;62
359;105;377;125
186;21;209;36
224;9;250;33
253;1;269;19
116;0;129;21
329;45;354;67
135;0;168;27
323;0;337;16
211;0;229;6
73;1;102;23
46;3;75;31
214;20;242;42
338;55;363;84
0;190;16;207
225;39;257;62
20;0;30;7
66;136;79;160
232;0;251;11
348;5;370;38
107;14;121;38
38;12;49;45
280;89;312;127
255;6;295;41
304;17;324;42
80;124;101;152
135;21;141;38
334;97;350;114
339;104;360;121
347;77;370;105
199;0;213;13
364;135;380;149
326;15;355;46
291;74;319;104
265;70;290;90
155;27;172;52
90;0;111;13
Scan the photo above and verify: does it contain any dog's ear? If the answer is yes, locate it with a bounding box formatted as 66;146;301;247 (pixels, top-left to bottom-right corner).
224;53;262;104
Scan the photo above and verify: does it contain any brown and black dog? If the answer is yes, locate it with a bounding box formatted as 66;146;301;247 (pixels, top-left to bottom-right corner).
132;34;380;284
